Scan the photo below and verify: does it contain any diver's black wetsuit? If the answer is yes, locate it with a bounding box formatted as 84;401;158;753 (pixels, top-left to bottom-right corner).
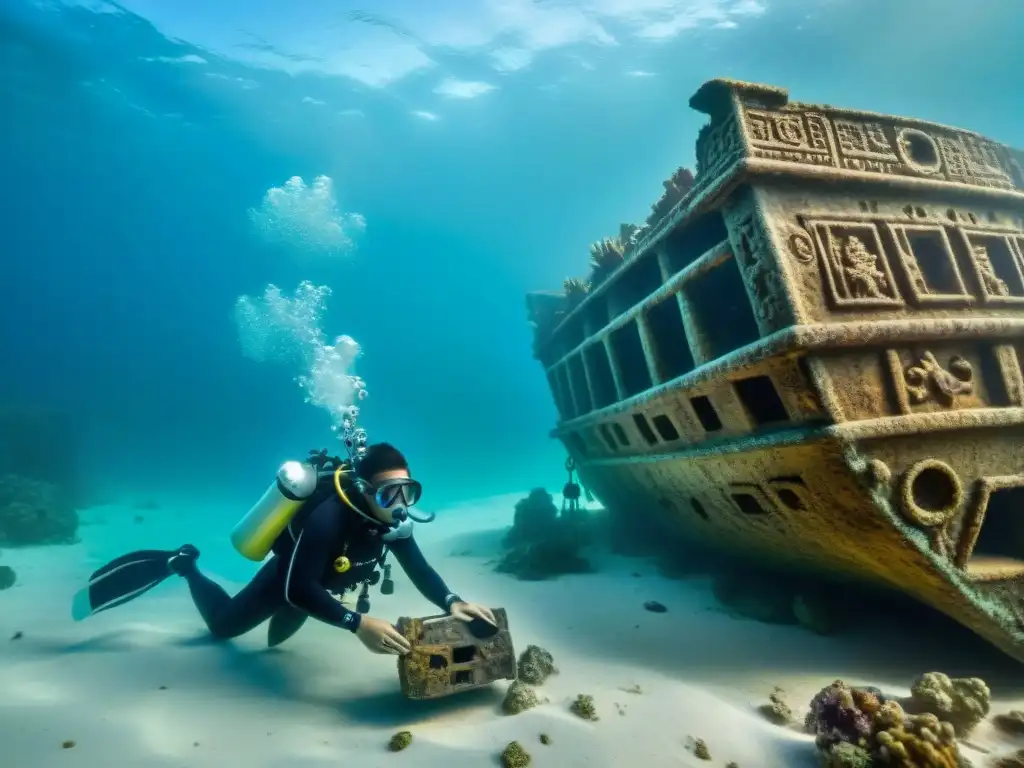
176;491;458;640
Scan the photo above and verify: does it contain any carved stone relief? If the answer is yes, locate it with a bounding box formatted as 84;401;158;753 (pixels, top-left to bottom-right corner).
808;220;902;309
788;231;815;264
696;115;744;184
732;99;1017;191
960;231;1024;304
743;109;836;168
724;200;788;328
903;352;974;407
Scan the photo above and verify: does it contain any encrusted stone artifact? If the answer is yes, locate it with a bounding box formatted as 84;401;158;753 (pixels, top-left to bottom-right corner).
526;78;1024;663
396;608;516;700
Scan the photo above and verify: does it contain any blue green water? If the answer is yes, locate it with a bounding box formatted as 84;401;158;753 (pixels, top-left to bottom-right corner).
1;0;1021;508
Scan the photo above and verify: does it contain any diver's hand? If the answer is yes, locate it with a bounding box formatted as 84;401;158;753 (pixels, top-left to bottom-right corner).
355;616;411;655
449;601;497;626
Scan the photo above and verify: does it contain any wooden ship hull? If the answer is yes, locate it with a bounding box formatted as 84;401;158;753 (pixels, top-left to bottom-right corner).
527;79;1024;660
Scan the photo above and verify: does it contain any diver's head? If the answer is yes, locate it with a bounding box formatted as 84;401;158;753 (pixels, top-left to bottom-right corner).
355;442;423;526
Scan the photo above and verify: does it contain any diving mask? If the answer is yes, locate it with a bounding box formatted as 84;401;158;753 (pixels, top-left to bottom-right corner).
372;478;422;510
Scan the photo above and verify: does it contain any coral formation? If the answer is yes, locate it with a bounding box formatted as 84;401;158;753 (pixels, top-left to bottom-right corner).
0;474;79;546
907;672;990;736
502;680;540;715
501;741;531;768
496;489;592;580
0;565;15;590
588;237;626;286
647;166;696;226
806;678;974;767
563;277;590;307
570;693;598;721
823;743;872;768
517;645;556;686
387;731;412;752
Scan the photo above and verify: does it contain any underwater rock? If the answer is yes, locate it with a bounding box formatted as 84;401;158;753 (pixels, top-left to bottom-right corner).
61;740;75;749
501;741;531;768
517;645;556;686
907;672;990;736
502;681;540;715
539;733;551;745
387;731;412;752
643;600;667;613
0;474;79;546
0;565;15;590
759;691;794;725
993;710;1024;736
570;693;598;721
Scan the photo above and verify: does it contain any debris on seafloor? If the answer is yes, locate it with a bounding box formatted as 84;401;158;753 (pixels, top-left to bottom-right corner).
387;731;412;752
500;740;531;767
570;693;598;721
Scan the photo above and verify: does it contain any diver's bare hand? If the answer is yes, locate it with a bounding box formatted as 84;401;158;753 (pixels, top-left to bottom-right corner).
356;616;411;655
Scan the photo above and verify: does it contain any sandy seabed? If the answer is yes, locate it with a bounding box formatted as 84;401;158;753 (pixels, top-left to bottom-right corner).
3;492;1024;767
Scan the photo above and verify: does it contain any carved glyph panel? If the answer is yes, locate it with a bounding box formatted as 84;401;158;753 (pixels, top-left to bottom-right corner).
724;203;787;328
807;220;902;309
958;230;1024;305
696;115;744;183
885;224;970;306
733;102;1018;191
743;109;837;168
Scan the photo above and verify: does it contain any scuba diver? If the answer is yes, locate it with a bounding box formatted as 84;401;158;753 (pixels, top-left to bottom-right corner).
72;442;496;655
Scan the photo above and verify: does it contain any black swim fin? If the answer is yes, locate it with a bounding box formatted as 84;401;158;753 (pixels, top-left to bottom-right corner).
72;545;198;621
267;605;308;647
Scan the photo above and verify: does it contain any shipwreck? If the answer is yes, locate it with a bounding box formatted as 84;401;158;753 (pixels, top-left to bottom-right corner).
526;78;1024;660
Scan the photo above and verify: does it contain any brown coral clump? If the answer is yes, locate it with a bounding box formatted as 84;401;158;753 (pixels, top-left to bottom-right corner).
562;277;590;307
647;166;696;226
874;712;960;768
588;237;625;285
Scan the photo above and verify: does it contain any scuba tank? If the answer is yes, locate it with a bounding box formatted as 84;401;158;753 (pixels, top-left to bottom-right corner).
230;459;321;561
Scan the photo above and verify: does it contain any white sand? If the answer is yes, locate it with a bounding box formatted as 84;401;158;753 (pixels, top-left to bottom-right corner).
2;493;1023;767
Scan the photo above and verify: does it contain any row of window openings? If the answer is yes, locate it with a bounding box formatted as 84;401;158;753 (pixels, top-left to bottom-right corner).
664;480;808;523
557;256;763;418
594;374;790;453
